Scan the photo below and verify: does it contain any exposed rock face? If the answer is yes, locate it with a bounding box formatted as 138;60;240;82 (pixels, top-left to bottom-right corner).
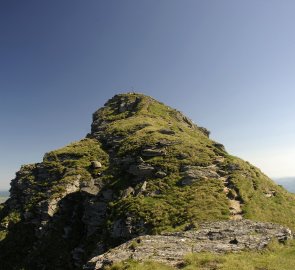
180;165;220;186
85;220;292;269
1;93;295;270
127;163;155;177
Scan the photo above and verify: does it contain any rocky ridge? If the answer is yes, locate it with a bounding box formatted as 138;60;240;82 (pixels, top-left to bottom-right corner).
0;93;295;270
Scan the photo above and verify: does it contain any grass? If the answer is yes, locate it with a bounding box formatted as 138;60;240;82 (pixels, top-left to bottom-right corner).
109;240;295;270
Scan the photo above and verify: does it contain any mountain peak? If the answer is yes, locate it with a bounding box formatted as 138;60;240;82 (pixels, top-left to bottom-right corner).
0;93;295;269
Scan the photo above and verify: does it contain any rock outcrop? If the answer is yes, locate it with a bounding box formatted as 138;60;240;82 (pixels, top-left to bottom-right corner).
85;220;292;269
0;93;295;270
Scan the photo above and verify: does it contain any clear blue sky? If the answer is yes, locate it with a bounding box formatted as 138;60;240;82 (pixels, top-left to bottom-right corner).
1;0;295;189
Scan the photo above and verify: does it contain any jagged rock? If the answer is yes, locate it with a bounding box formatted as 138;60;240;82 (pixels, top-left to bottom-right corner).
138;181;147;193
128;164;155;176
180;165;220;186
83;200;107;236
213;142;226;152
111;216;146;239
113;156;135;168
136;156;144;163
81;186;100;195
198;126;210;137
85;220;292;269
121;187;135;198
80;178;100;195
227;163;241;171
111;218;133;239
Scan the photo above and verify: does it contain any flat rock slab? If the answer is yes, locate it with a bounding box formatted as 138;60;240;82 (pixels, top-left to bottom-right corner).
84;220;292;269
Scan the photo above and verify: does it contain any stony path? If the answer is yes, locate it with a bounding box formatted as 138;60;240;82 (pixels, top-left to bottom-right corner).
213;158;244;220
223;177;243;220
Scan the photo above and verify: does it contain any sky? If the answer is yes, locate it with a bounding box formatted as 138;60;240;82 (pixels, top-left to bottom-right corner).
0;0;295;189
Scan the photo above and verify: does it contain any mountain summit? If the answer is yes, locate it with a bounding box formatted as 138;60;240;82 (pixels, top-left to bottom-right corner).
0;93;295;269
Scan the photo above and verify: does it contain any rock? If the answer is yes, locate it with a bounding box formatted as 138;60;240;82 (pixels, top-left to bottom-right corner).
158;129;175;135
265;190;276;198
177;153;189;159
128;164;155;177
81;186;100;195
198;127;210;137
214;156;225;164
111;216;146;239
180;165;220;186
85;220;293;269
121;187;135;198
138;181;147;193
141;148;166;157
119;102;127;113
91;161;102;169
83;200;107;236
155;171;167;178
80;178;100;195
111;218;133;239
136;156;144;163
227;163;240;171
213;142;226;152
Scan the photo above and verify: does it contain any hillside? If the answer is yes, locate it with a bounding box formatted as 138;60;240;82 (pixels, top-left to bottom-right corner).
0;93;295;270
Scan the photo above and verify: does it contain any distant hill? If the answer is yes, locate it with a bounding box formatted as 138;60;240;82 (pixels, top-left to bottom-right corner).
274;177;295;193
0;190;9;203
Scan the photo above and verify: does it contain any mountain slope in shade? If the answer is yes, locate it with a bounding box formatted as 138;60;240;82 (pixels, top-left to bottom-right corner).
0;93;295;270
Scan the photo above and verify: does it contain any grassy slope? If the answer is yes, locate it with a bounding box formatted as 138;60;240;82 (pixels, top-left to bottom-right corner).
96;93;295;232
109;240;295;270
99;94;230;232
